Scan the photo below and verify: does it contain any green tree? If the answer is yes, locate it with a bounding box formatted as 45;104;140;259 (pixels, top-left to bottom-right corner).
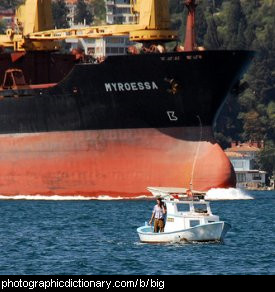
169;0;184;14
204;16;220;49
195;3;208;46
225;0;247;50
257;140;275;183
236;1;275;145
267;101;275;138
236;22;247;49
52;0;69;29
89;0;106;24
75;0;93;25
240;111;267;141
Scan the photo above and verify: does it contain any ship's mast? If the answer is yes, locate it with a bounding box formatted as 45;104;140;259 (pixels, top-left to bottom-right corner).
184;0;197;51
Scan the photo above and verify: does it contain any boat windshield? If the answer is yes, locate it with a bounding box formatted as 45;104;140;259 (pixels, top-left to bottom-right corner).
194;203;208;214
176;203;190;212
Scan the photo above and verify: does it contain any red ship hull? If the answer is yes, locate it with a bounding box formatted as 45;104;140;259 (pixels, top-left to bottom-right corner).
0;127;235;198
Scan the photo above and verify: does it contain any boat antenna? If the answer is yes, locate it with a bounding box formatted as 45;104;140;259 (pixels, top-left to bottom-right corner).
190;115;202;191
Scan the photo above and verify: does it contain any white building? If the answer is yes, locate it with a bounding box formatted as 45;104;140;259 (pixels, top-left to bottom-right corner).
106;0;137;25
65;0;136;58
225;142;267;189
0;7;15;29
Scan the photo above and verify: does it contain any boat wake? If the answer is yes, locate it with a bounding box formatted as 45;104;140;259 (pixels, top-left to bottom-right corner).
0;195;92;201
0;189;253;201
0;194;149;201
205;188;253;201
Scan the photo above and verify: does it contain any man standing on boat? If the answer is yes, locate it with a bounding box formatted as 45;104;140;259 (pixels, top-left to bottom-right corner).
149;198;167;232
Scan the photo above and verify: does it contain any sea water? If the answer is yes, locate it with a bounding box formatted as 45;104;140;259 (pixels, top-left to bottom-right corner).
0;190;274;275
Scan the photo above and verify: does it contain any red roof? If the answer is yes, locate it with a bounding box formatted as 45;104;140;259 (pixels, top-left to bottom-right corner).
225;142;262;153
65;0;78;4
225;151;247;158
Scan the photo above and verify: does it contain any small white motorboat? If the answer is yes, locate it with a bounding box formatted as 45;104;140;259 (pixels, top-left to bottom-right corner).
137;187;231;243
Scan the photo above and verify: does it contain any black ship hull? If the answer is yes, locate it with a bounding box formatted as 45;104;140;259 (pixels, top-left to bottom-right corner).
0;50;253;134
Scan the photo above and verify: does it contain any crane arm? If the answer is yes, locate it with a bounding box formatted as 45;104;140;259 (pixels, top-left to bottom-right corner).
0;0;177;52
27;24;147;41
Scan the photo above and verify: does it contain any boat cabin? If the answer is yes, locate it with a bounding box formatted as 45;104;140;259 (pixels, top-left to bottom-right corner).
164;199;220;232
147;187;219;233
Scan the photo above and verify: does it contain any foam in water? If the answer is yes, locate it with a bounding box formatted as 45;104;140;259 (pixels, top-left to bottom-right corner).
0;194;149;201
0;195;92;201
0;189;253;201
205;188;253;201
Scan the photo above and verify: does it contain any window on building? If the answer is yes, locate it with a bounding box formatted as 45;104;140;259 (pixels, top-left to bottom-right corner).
87;47;95;55
237;173;246;183
115;16;124;24
96;47;102;53
107;37;125;44
128;16;135;23
233;160;244;169
252;174;262;181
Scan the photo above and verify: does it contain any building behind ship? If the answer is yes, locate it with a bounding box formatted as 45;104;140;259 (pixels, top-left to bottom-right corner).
225;141;267;189
65;0;136;58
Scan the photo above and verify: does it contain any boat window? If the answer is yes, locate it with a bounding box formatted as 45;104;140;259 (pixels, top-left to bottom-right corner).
177;204;190;212
190;220;200;227
194;204;208;214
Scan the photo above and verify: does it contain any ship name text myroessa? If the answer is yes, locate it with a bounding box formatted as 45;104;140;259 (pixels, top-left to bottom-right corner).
105;81;159;92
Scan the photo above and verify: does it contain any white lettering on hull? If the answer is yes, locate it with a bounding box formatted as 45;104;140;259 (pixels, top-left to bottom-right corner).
105;81;159;92
167;111;178;121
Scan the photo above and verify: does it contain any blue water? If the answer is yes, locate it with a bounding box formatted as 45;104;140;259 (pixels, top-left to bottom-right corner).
0;191;274;275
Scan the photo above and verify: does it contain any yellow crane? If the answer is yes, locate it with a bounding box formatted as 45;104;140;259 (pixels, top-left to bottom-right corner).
0;0;178;52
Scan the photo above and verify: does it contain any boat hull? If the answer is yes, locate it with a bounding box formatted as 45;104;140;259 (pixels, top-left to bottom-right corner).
137;222;231;243
0;126;235;197
0;50;253;198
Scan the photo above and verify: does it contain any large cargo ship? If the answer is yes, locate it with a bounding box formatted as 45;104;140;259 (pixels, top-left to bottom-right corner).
0;0;253;198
